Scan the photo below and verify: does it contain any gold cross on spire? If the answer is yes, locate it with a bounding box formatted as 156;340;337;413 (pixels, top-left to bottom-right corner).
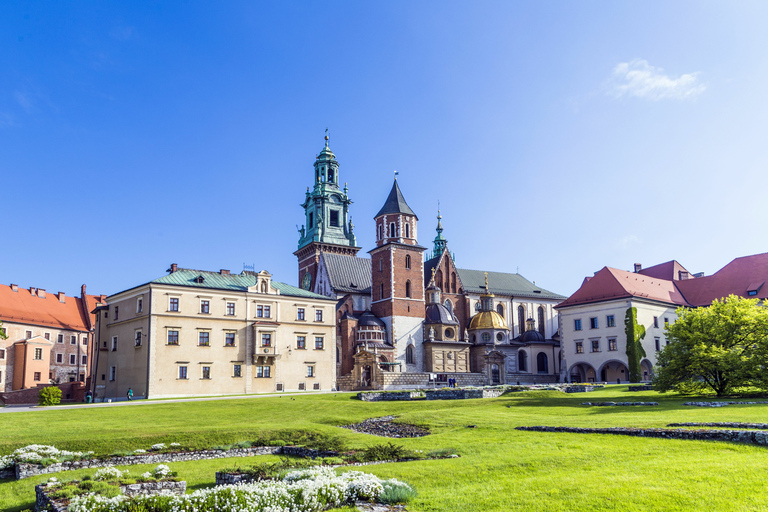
484;272;489;290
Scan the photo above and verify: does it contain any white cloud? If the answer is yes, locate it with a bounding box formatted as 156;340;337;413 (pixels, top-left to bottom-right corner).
615;234;640;250
607;59;706;100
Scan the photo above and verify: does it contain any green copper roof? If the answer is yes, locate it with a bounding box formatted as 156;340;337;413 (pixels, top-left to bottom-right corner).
375;179;417;219
150;268;332;300
456;268;566;300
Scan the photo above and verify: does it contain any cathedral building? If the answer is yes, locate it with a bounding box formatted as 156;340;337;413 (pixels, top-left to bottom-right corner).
295;137;566;389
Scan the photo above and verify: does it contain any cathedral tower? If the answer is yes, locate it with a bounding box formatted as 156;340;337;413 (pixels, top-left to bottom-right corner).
370;177;427;371
295;135;360;291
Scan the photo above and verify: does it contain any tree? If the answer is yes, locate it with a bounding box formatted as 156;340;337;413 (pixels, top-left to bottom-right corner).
38;386;62;406
654;295;768;396
0;321;7;341
625;307;647;383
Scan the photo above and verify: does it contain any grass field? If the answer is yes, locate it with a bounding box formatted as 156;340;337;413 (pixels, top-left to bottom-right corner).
2;386;768;511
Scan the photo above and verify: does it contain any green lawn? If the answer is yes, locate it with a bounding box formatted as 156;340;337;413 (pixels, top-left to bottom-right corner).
2;386;768;511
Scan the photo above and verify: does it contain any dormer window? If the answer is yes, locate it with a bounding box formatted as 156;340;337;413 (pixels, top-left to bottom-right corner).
747;282;763;297
194;275;205;284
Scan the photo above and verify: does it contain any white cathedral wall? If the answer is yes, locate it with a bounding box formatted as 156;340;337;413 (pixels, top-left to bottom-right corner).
380;315;424;373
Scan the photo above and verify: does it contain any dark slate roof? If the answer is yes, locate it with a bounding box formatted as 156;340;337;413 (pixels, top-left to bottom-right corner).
456;268;566;300
358;311;386;327
322;253;372;294
149;269;332;300
425;303;459;325
375;179;417;219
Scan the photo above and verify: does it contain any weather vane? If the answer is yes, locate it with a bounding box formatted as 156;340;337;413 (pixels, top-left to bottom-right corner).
394;170;399;179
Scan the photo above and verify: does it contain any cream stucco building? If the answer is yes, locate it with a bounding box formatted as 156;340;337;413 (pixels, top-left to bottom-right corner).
93;265;337;400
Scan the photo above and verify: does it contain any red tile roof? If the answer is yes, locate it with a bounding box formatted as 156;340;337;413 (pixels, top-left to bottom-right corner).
557;253;768;309
0;284;102;332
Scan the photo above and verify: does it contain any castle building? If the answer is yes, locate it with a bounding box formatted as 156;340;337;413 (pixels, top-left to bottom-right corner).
0;283;102;392
296;137;566;389
556;253;768;383
92;265;336;400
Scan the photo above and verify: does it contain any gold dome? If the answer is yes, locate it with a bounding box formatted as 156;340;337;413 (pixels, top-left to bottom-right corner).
468;310;508;330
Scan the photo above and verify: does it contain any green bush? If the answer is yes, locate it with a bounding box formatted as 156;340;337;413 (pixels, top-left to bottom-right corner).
269;440;286;447
380;481;417;504
38;386;62;406
363;442;410;462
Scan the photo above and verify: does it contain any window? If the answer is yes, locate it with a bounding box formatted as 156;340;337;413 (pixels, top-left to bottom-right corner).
297;308;305;320
664;317;669;327
377;224;383;240
44;332;50;340
34;347;43;360
297;336;306;349
590;317;598;329
748;290;758;296
405;280;412;298
574;319;582;331
315;309;323;322
200;300;210;314
109;366;116;381
537;352;549;374
226;302;235;316
406;345;414;364
56;353;62;363
34;372;41;382
82;355;87;365
26;330;32;339
608;338;617;351
405;254;411;269
225;332;236;347
57;334;64;343
82;337;88;346
69;335;76;345
575;341;584;354
653;316;659;328
178;366;188;379
233;364;242;377
307;365;315;377
256;366;271;378
313;336;325;350
389;222;395;237
0;327;5;337
538;306;545;336
496;332;504;342
167;330;179;345
202;366;211;379
497;304;504;317
69;354;76;365
114;306;119;320
655;337;661;351
606;315;616;327
137;297;143;313
261;333;271;347
134;331;142;347
264;306;271;317
299;382;306;390
405;223;410;238
257;305;271;318
665;338;670;346
482;333;491;342
169;297;179;312
330;209;339;227
0;349;3;360
198;332;210;346
379;258;383;272
309;212;314;229
518;305;525;334
380;283;384;300
518;350;527;371
591;340;600;352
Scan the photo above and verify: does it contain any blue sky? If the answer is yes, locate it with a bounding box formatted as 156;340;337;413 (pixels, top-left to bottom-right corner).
1;1;767;299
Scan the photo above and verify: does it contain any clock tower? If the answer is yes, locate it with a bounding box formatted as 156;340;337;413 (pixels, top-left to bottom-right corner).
294;135;361;291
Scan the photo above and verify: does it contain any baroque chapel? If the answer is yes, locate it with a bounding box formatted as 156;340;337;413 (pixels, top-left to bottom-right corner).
295;136;566;390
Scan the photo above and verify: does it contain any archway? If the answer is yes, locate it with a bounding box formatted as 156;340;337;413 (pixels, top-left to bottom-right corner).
598;360;629;383
518;350;527;372
640;359;654;382
536;352;549;374
491;364;500;384
568;362;597;383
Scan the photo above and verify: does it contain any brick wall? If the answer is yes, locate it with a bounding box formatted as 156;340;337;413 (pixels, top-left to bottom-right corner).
0;382;86;405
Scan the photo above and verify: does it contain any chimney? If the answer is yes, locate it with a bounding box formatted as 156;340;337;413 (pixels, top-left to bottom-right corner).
634;263;642;273
220;269;230;275
10;284;18;292
169;263;178;273
58;291;66;303
29;287;37;296
678;271;689;280
81;284;87;298
38;289;46;298
693;272;705;278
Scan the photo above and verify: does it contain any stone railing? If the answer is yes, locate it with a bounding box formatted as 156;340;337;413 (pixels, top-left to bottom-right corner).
515;426;768;446
17;446;279;480
35;480;186;511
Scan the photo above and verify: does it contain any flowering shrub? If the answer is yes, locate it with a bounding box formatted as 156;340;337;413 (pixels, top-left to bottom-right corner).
169;442;181;448
153;464;173;478
68;467;414;512
150;443;166;451
0;444;92;469
93;466;127;481
132;449;146;454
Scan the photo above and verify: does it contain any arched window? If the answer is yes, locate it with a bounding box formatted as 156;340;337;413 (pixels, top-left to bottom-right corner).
405;254;411;269
378;224;383;240
537;352;549;374
444;299;453;313
451;272;457;293
405;280;412;298
389;222;396;237
336;346;340;363
518;350;527;372
538;306;545;336
406;345;414;364
405;223;410;238
491;364;500;384
380;283;384;300
496;304;504;318
518;305;525;335
435;269;443;291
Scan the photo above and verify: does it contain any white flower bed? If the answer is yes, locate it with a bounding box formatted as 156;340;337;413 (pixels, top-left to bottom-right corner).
0;444;92;469
69;467;413;512
93;466;128;481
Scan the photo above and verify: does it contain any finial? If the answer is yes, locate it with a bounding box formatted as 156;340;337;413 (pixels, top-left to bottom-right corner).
324;128;329;147
394;170;399;180
432;267;436;279
484;272;489;290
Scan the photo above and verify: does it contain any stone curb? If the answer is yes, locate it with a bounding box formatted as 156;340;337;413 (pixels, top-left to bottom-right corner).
515;426;768;446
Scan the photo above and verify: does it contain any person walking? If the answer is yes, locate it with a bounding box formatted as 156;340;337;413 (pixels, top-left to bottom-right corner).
127;388;133;401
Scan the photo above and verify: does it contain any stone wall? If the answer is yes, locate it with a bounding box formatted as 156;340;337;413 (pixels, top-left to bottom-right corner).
357;391;425;402
516;426;768;446
378;372;485;390
0;382;86;405
17;446;279;479
35;481;186;511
